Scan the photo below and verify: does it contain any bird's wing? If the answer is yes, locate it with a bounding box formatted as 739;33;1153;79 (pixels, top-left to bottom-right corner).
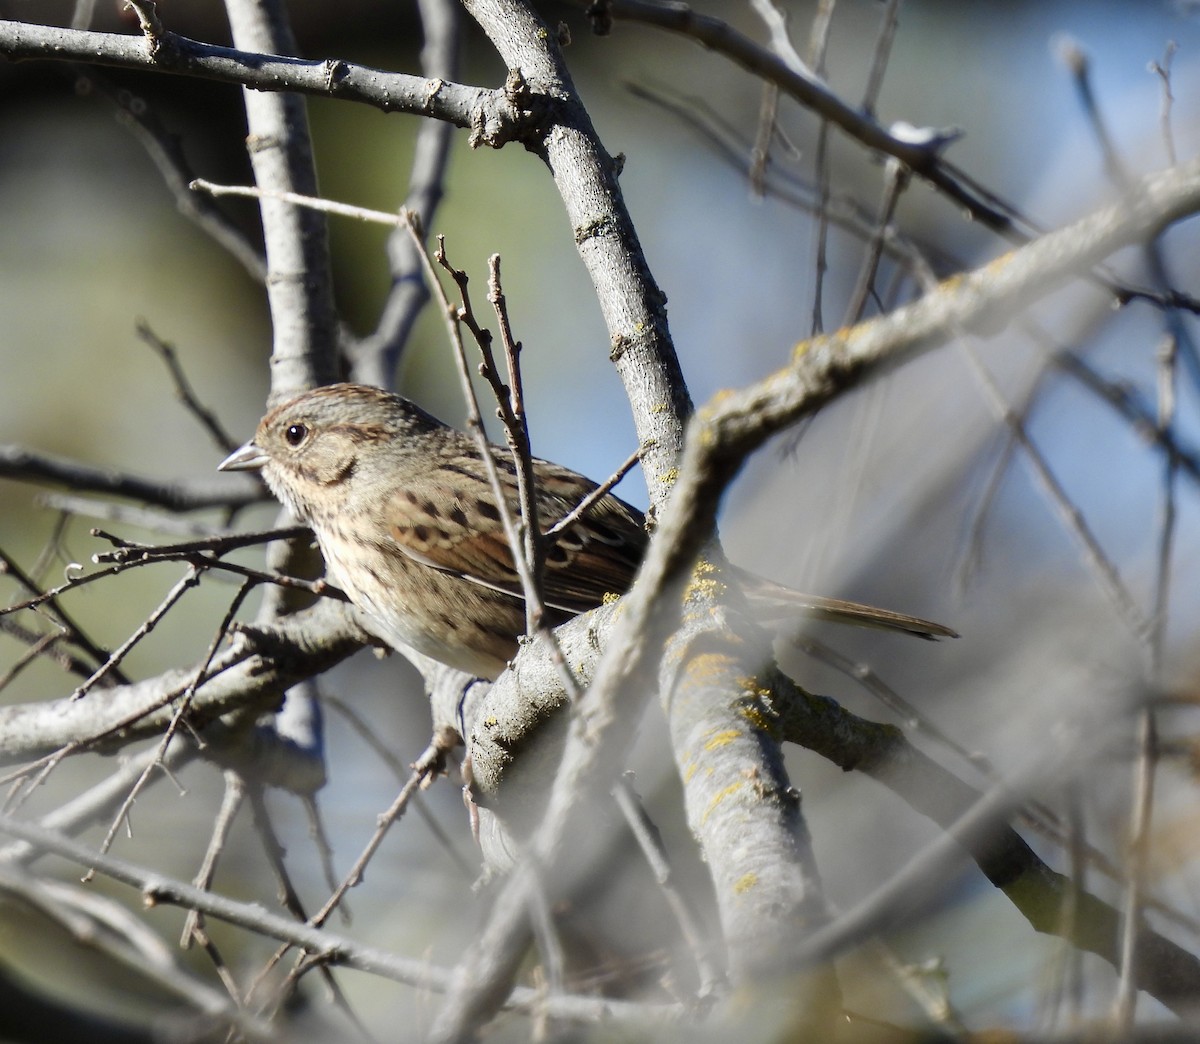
383;456;646;615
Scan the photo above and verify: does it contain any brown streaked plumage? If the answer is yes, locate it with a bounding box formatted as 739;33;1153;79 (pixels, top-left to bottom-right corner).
219;383;955;679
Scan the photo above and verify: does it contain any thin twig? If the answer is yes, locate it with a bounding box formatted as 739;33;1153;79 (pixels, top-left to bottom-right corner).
748;79;778;198
243;781;324;1007
243;781;376;1037
76;67;267;282
1063;35;1200;389
308;728;458;930
1059;38;1131;194
92;525;311;564
27;510;71;589
124;0;163;46
271;950;380;1043
84;577;255;872
1057;784;1087;1023
1112;325;1179;1025
842;157;910;326
1149;41;1178;168
137;319;240;452
0;443;263;511
804;0;834;335
0;739;201;865
789;634;988;776
182;770;247;948
542;444;644;540
806;0;835;73
861;0;901;117
0;625;72;690
962;345;1152;645
749;0;813;77
323;694;474;880
519;857;566;1008
39;492;227;538
612;775;721;997
1113;703;1158;1027
39;531;342;602
0;546;124;680
624;83;950;278
422;231;582;699
486;254;545;636
192;179;407;227
301;795;344;908
70;565;201;701
1150;334;1179;667
1050;348;1200;487
187;922;246;1009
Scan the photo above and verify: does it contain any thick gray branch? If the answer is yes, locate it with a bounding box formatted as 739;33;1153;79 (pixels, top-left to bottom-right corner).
460;0;690;493
225;0;338;396
0;19;521;141
0;599;367;765
350;0;461;388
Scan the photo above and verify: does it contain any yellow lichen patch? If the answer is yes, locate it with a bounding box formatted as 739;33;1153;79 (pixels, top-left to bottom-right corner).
660;467;678;487
940;272;966;292
792;330;850;365
682;760;698;783
982;251;1014;275
733;873;758;895
703;781;744;823
739;703;773;732
792;333;822;362
684;578;720;606
663;640;687;668
685;558;726;606
737;674;775;702
704;730;741;751
685;651;736;687
601;591;622;606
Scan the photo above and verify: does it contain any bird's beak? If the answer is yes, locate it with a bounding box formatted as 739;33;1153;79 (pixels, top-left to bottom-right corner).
218;441;269;472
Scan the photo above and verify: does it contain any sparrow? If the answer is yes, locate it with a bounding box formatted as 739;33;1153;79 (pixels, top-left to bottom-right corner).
219;383;955;678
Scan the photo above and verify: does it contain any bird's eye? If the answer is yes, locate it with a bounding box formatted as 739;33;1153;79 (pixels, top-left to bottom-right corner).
285;423;308;447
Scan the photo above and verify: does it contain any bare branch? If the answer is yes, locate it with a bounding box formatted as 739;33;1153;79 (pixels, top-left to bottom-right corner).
77;69;268;282
0;812;680;1026
225;0;337;398
0;444;262;510
577;0;1017;233
0;19;524;142
349;0;461;388
0;598;368;765
137;320;240;452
